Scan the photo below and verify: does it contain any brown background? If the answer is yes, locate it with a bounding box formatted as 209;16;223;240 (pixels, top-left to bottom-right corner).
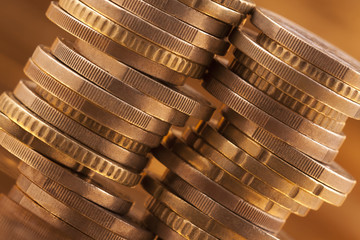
0;1;359;239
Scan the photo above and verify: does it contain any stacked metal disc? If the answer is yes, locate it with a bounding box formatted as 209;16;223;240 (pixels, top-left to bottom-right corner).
144;6;358;240
0;0;245;238
0;0;358;239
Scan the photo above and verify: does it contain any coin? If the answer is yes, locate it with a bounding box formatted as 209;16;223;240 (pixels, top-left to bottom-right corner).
141;175;247;239
142;0;231;37
222;107;338;164
18;161;132;215
257;34;360;104
175;135;310;215
178;0;244;25
152;144;291;219
0;93;141;186
58;0;206;79
218;119;355;195
111;0;229;54
58;38;215;121
0;194;70;240
251;8;360;90
13;80;148;171
29;45;172;134
193;123;325;208
204;66;346;147
81;0;214;65
17;172;154;240
146;197;218;240
163;172;280;239
46;1;188;84
211;0;255;14
229;29;360;119
8;186;92;240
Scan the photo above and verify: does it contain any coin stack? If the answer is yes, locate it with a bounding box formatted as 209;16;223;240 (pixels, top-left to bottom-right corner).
0;0;252;239
143;6;358;240
0;0;358;239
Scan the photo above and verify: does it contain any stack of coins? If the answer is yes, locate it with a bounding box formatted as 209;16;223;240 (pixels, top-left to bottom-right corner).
144;5;358;240
0;0;249;238
0;0;357;239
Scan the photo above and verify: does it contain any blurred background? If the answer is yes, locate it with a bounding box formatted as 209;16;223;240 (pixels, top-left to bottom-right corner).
0;0;359;239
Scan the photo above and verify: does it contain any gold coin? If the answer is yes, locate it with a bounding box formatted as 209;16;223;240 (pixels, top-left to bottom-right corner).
178;0;244;25
175;134;310;215
222;107;338;164
58;0;206;79
8;187;92;240
142;175;264;239
204;65;346;149
110;0;229;54
257;34;360;104
195;123;325;208
152;144;291;219
252;8;360;91
163;172;280;239
142;0;231;37
18;160;132;215
18;172;153;240
46;1;187;85
218;119;355;196
211;0;255;14
143;211;187;240
231;54;347;129
29;45;171;134
0;93;141;186
229;29;360;119
14;80;148;171
146;197;218;240
16;174;128;240
0;194;71;240
58;37;215;121
80;0;214;65
24;48;161;148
